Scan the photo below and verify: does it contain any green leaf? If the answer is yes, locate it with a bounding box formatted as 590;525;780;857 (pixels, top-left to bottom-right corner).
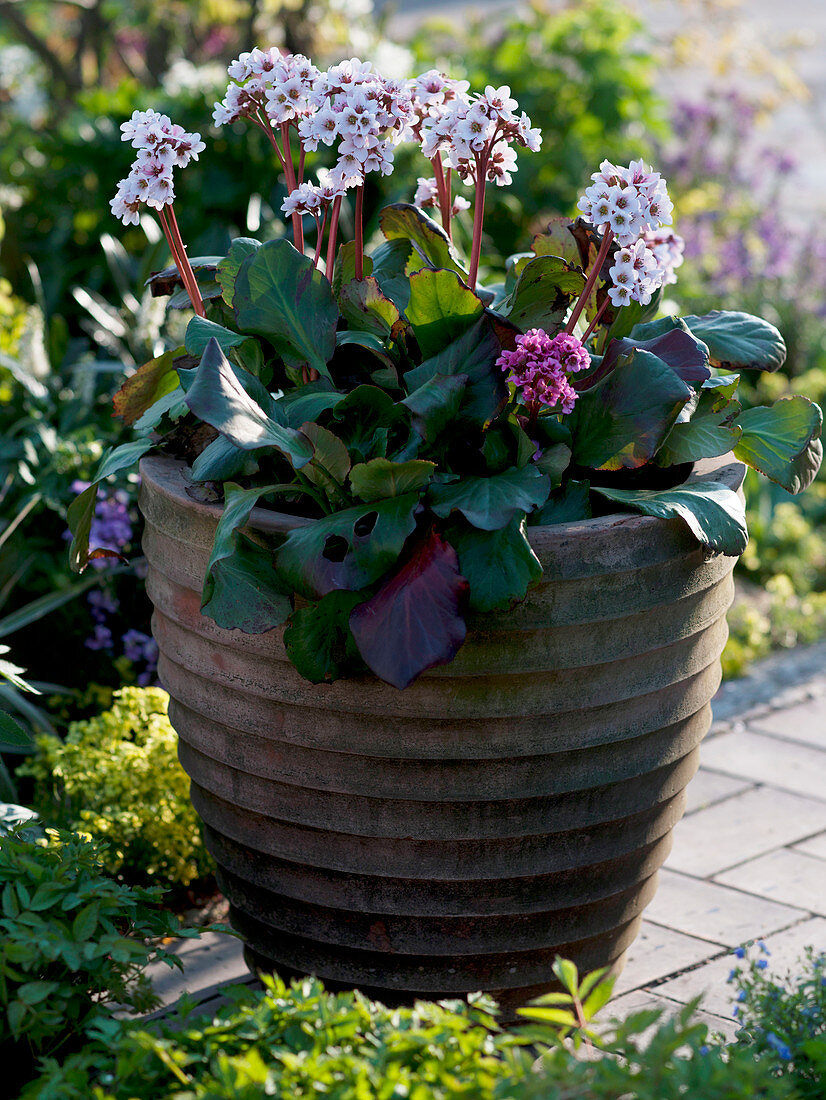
403;317;506;425
67;439;153;571
534;442;571;487
333;241;374;297
274;495;421;599
593;481;748;556
403;373;467;443
370;238;413;313
17;981;58;1006
334;329;396;368
71;903;99;941
552;957;579;995
275;382;345;429
217;237;261;307
0;709;32;748
190;436;260;483
184;339;312;468
602;289;663;343
112;347;182;426
379;203;467;277
350;458;436;502
531;479;592;525
330;385;409;464
233;239;338;378
132;386;188;434
682;310;786;372
300;422;351;492
447;516;542;611
284;591;365;684
499;255;585;332
202;483;293;632
338;276;402;340
733;396;823;493
185;316;248;357
570;349;692;471
429;466;550;531
405;269;484;359
658;379;742;466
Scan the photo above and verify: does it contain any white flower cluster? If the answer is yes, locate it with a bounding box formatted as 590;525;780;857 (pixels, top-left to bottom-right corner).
643;227;685;287
607;239;668;307
212;48;320;127
420;84;541;187
413;177;470;215
281;170;349;217
110;109;205;225
407;69;470;139
297;58;415;186
577;158;674;245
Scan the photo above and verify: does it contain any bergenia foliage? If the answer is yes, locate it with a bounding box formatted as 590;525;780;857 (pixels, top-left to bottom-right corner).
74;48;824;690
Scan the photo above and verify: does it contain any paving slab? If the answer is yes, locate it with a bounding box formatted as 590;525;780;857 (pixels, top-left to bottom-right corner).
715;848;826;915
683;768;754;814
607;988;739;1044
794;831;826;860
751;695;826;750
665;786;826;877
655;917;826;1018
698;729;826;801
644;868;805;945
613;921;723;996
146;931;247;1007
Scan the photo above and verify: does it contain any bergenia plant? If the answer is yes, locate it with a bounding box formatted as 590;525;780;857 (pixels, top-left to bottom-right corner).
70;49;824;690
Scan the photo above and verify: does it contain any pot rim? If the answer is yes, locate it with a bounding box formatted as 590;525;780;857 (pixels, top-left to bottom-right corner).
139;452;746;549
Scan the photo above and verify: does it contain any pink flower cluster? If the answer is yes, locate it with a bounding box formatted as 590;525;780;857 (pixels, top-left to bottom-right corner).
420;84;542;187
497;329;590;414
577;158;674;245
110;109;205;225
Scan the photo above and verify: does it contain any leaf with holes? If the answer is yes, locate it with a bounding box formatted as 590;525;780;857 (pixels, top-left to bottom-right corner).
570;349;692;471
429;465;550;531
349;527;468;688
233;239;338;378
447;515;542;611
284;590;366;683
733;396;823;493
184;339;312;467
274;494;421;599
593;481;748;555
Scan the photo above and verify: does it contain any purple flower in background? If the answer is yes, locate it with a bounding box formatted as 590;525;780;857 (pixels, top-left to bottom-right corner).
122;629;159;686
85;623;114;652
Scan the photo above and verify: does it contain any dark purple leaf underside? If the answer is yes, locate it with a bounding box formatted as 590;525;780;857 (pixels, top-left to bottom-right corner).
349;527;469;689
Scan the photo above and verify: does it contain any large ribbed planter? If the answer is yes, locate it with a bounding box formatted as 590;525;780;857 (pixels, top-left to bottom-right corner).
139;453;744;1015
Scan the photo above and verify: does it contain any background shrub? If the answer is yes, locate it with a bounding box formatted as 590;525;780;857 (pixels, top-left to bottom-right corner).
0;829;191;1090
20;687;211;889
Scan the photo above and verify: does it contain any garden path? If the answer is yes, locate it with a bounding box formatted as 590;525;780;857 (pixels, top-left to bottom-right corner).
146;636;826;1037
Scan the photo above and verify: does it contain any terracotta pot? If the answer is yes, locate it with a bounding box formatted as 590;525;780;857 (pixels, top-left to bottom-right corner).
139;453;744;1015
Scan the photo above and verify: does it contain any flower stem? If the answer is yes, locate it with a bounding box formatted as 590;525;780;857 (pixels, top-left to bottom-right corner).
160;205;205;317
581;295;611;343
281;121;304;253
566;227;614;335
354;185;365;280
326;195;343;281
431;153;451;240
468;155;488;291
313;206;329;270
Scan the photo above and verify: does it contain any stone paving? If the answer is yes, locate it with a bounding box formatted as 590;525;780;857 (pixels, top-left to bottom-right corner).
149;639;826;1034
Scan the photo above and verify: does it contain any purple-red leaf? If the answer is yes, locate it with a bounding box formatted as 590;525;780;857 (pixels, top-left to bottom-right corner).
349;527;469;689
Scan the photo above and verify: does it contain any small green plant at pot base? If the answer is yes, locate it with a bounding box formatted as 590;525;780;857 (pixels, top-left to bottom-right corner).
19;686;212;889
22;964;809;1100
66;52;824;692
0;828;200;1088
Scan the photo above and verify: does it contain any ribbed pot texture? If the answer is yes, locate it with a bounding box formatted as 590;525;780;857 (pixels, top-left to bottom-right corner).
139;453;745;1015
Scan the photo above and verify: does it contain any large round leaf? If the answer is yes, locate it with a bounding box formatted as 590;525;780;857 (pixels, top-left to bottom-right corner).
379;203;467;277
733;396;823;493
429;466;550;531
681;310;786;372
593;481;748;556
500;255;585;333
447;516;542;611
233;239;338;379
405;269;485;359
